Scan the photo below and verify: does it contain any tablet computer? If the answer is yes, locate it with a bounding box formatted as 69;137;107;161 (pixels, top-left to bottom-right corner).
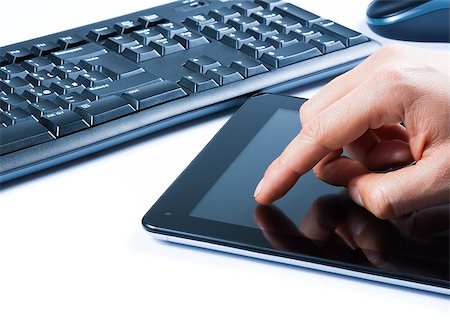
142;93;449;295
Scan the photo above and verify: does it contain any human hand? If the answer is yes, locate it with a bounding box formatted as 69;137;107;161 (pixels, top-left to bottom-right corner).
254;45;450;219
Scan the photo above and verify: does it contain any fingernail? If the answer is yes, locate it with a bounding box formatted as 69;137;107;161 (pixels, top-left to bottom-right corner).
254;178;264;198
349;186;363;207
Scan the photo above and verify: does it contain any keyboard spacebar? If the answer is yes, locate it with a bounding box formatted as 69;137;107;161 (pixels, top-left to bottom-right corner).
82;72;162;100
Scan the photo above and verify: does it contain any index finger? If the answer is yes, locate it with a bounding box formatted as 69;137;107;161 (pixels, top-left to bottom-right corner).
254;76;406;205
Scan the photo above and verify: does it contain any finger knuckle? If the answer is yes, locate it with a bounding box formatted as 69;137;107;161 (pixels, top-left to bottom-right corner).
363;184;397;220
275;153;292;171
265;155;289;177
375;66;406;84
301;120;321;143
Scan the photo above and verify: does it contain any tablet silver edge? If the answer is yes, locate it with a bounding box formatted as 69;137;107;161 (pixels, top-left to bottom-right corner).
152;233;450;296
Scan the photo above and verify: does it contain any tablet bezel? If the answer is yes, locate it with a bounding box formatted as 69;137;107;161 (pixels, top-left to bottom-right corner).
142;93;449;292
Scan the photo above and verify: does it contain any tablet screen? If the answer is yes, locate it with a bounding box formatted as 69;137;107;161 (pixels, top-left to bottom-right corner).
190;108;342;227
190;107;448;282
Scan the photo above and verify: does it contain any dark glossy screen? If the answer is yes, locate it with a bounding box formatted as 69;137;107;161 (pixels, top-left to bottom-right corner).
191;108;341;226
190;108;449;281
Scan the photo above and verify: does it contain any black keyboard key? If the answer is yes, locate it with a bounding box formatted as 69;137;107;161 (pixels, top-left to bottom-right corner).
208;7;240;23
232;2;264;16
23;86;58;103
138;14;166;28
22;57;55;73
0;57;8;66
1;111;14;126
260;42;322;68
203;23;237;40
28;100;60;117
184;56;221;74
149;38;185;56
178;73;219;93
289;27;322;42
269;17;303;34
312;20;369;47
230;59;268;77
87;26;117;41
274;4;321;26
0;118;53;155
48;43;108;65
52;63;85;79
1;77;32;94
102;59;146;80
221;31;256;49
255;0;285;10
156;22;188;38
247;25;278;40
228;16;260;31
0;108;29;124
0;93;29;111
250;10;283;25
174;31;210;49
266;33;299;48
309;35;345;53
55;93;89;110
184;14;217;31
39;109;88;137
77;71;112;87
113;20;141;34
104;35;139;53
74;96;135;125
81;72;162;100
31;42;60;56
79;53;145;80
50;79;84;95
57;34;86;49
240;40;275;58
25;70;58;87
0;64;28;80
122;80;187;110
123;45;160;63
205;66;244;85
5;48;34;63
131;29;164;45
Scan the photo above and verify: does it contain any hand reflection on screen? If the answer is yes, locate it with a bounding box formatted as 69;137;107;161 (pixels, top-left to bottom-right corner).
253;193;449;278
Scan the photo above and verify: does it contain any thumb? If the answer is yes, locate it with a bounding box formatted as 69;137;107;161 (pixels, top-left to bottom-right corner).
348;158;449;219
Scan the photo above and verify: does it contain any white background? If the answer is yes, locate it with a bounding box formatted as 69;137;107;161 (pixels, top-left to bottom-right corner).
0;1;448;332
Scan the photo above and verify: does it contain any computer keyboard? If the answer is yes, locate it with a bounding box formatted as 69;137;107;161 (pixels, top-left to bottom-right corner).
0;0;379;183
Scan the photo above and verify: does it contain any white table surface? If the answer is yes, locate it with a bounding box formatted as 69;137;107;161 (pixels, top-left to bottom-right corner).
1;1;448;332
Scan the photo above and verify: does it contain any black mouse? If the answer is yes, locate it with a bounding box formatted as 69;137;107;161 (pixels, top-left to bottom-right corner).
367;0;450;42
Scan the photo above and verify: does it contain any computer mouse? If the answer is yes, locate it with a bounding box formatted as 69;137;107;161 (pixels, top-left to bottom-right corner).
367;0;450;42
